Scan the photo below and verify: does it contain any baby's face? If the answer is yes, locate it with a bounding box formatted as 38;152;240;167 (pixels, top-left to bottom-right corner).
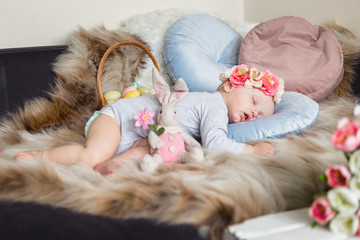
224;86;275;123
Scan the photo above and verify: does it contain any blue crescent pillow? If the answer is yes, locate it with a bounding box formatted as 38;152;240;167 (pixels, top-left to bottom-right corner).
227;91;318;142
164;14;319;142
164;14;242;92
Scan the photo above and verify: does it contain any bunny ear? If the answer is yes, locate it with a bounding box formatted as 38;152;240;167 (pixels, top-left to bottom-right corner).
169;78;188;104
152;68;189;104
152;67;171;104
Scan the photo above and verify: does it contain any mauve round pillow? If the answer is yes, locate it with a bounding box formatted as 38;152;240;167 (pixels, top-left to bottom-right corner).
239;16;343;102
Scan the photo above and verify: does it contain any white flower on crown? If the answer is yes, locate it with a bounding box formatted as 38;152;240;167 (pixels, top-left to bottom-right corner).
273;78;285;104
244;67;264;88
219;66;237;81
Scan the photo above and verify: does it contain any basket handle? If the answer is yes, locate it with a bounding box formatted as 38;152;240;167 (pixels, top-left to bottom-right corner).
96;41;160;109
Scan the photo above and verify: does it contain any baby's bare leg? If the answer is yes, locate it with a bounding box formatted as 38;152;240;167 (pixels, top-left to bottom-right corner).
16;114;121;167
94;138;149;175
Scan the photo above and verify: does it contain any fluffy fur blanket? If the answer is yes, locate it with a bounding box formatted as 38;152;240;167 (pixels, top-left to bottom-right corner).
0;9;360;240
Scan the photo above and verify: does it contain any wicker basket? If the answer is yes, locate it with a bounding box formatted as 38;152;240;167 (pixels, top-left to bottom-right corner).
96;41;160;109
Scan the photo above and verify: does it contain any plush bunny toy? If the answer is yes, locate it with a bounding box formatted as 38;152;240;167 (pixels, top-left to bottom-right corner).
141;68;204;172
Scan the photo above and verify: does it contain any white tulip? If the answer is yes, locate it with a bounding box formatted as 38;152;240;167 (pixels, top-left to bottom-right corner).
328;187;359;215
350;176;360;199
350;150;360;175
330;214;359;236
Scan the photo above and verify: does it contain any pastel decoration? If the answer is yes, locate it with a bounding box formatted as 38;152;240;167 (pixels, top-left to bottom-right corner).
165;14;242;92
164;14;320;141
137;86;151;95
122;86;140;98
130;82;141;88
104;90;121;104
239;16;343;102
124;90;140;98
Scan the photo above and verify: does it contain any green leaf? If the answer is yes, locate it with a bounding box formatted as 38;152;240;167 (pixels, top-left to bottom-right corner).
148;124;164;136
344;152;351;161
312;192;327;200
319;174;327;183
152;148;158;154
330;206;338;212
148;124;158;132
312;221;318;228
156;127;165;136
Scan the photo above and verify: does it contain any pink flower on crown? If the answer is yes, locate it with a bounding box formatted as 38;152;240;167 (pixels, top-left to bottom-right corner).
332;117;360;152
325;164;351;188
260;70;280;96
229;64;251;87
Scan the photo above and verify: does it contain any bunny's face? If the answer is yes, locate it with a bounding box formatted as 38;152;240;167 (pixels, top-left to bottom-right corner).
157;104;178;127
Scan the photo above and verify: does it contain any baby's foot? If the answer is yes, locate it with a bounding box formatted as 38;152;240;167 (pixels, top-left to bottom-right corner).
16;150;43;161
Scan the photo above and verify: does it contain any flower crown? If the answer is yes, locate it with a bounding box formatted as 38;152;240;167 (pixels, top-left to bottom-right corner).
219;64;285;103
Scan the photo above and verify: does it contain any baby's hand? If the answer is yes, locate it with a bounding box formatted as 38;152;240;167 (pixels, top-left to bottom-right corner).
243;142;275;156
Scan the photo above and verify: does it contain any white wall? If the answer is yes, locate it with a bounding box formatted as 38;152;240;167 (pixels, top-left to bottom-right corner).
2;0;358;49
0;0;244;48
244;0;360;38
